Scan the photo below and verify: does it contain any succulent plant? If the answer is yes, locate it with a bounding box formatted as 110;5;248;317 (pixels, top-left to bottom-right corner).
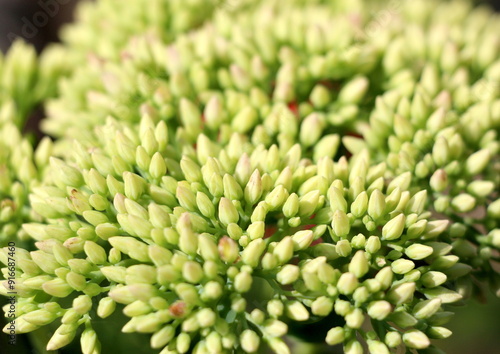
0;0;499;353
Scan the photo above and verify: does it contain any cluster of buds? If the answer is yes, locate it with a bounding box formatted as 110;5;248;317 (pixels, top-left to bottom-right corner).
0;40;70;129
42;0;500;300
60;0;221;62
2;109;462;353
0;122;53;245
0;0;499;353
43;1;378;140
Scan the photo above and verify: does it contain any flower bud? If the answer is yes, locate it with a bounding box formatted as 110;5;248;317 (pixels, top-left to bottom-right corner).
349;250;369;278
367;300;392;320
240;329;260;353
265;185;289;211
345;308;364;329
403;330;430;349
382;214;406;240
368;190;386;220
451;193;476;213
273;236;294;264
285;301;309;321
387;282;416;305
391;259;415;274
337;272;358;295
97;297;116;318
218;198;239;226
292;230;314;250
465;149;490;175
332;210;350;238
325;326;345;345
241;239;266;267
276;265;300;285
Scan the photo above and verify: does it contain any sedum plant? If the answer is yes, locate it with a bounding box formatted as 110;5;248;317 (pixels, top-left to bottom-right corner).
0;0;499;353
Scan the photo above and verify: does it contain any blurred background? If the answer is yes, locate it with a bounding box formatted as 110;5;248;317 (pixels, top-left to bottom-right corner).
0;0;499;353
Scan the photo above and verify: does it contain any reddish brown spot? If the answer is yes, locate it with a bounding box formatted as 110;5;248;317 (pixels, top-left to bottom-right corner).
169;301;187;318
302;224;315;230
311;238;324;246
287;101;299;116
317;80;341;92
0;199;16;211
346;131;363;139
264;226;278;239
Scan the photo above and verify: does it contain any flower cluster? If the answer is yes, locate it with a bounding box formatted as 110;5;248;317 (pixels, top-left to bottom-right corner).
0;40;64;246
1;120;461;353
0;40;69;129
0;0;499;353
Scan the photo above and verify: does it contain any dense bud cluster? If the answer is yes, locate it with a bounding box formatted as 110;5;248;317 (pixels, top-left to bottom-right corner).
0;0;499;353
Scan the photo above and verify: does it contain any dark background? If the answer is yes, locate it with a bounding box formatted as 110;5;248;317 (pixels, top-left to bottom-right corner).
0;0;499;353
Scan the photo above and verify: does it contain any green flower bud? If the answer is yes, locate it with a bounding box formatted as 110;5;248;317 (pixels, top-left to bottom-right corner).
73;295;93;315
149;152;167;179
81;327;99;354
241;239;266;267
300;113;324;148
267;299;284;318
177;332;191;353
298;190;321;217
151;325;175;349
344;339;363;354
367;300;392;320
367;340;390;354
325;326;345;345
277;265;300;285
422;287;462;303
413;298;442;320
349;250;369;278
50;158;83;187
240;329;260;353
218;236;239;263
84;241;107;265
387;282;416;305
391;259;415;274
285;301;309;321
292;230;314;250
265;185;289;211
421;271;447;288
273;236;294;264
427;326;452;339
219;197;239;226
451;193;476;213
382;214;406;240
232;106;258;134
196;308;217;328
338;77;369;104
97;297;116;319
337;272;358;295
365;236;381;254
223;174;243;201
351;191;368;217
368;190;386;220
405;243;433;260
50;321;79;345
345;308;364;329
22;309;58;326
336;239;352;257
332;210;350;238
182;261;204;284
329;187;347;213
385;331;402;348
402;329;430;349
465;149;490;175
